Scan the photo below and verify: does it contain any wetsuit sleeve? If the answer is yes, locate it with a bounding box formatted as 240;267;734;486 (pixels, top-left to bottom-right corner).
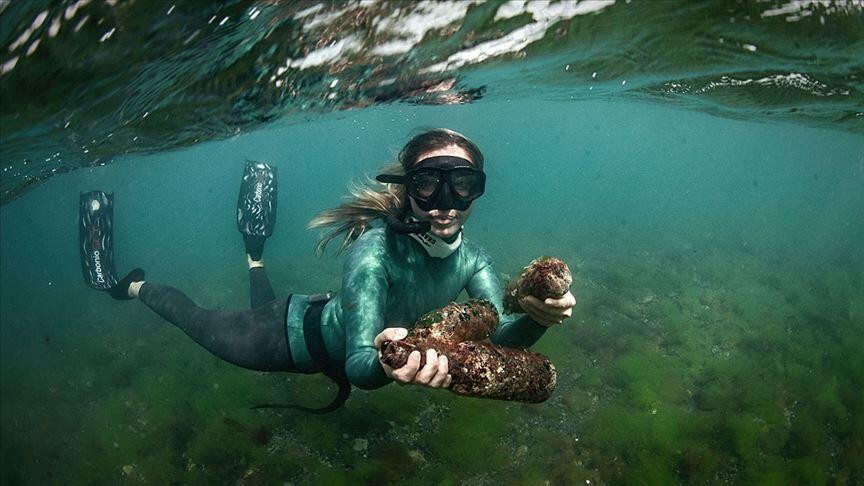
341;235;392;390
466;248;547;348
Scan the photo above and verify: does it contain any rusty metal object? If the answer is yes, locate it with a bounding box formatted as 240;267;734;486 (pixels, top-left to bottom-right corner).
503;256;572;314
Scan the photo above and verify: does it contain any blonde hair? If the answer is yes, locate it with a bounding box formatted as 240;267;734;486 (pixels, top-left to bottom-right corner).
308;128;484;254
307;162;405;255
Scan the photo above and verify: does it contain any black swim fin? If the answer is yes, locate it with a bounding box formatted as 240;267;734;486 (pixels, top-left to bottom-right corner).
237;160;277;260
80;191;119;290
79;191;145;300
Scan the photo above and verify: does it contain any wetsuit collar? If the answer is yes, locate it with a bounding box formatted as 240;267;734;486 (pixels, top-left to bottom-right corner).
405;216;462;258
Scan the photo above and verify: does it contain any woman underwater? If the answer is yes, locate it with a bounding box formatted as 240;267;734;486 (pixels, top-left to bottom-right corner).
79;128;576;412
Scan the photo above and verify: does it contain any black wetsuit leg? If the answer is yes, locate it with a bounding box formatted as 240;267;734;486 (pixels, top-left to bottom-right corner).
137;283;294;372
249;267;276;309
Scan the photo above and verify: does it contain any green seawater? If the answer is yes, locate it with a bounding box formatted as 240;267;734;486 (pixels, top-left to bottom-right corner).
2;98;862;484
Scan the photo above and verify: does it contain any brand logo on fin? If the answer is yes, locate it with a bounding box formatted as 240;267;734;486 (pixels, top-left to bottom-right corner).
254;182;264;203
92;250;105;284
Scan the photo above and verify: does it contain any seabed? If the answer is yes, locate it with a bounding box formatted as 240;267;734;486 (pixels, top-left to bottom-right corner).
2;242;861;484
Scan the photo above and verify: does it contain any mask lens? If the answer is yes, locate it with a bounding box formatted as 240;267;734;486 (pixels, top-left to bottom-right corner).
449;169;482;198
409;171;441;198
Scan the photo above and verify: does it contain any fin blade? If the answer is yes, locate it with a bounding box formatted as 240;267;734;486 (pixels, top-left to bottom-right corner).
237;160;277;237
79;191;118;290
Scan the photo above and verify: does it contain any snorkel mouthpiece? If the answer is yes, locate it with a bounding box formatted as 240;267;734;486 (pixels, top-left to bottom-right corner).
385;208;431;235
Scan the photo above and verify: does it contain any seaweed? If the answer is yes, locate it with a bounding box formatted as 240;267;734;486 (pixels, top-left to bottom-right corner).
3;243;861;484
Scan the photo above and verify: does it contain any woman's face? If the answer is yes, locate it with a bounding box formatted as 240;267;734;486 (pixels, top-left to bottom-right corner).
408;144;477;238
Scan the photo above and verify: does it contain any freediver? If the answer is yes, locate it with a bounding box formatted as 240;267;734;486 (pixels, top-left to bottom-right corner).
79;128;576;412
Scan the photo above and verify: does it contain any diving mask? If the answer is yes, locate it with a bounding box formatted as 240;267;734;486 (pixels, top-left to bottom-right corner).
376;155;486;211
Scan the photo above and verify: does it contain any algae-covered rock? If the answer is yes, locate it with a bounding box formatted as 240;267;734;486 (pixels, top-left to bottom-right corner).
380;298;557;403
504;256;572;314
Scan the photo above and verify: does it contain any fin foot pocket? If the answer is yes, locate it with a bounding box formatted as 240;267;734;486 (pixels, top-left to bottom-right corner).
108;268;145;300
243;234;266;261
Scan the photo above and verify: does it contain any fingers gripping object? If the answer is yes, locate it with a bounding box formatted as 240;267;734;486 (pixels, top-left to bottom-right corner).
503;256;573;314
380;299;558;403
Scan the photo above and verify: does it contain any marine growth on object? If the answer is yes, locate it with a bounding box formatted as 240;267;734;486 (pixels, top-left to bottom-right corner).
381;299;558;403
503;256;572;314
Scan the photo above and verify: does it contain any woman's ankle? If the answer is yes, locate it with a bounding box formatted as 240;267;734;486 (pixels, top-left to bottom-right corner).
128;280;146;298
247;254;264;269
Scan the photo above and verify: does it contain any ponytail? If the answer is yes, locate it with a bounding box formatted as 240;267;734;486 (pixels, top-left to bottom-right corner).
307;163;405;254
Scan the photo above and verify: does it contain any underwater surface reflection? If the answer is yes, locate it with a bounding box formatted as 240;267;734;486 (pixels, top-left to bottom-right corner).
2;0;864;484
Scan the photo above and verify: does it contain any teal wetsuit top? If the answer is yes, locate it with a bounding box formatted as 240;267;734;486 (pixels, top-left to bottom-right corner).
284;225;548;389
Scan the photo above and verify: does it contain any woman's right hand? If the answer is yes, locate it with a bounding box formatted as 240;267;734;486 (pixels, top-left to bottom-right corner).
374;327;452;388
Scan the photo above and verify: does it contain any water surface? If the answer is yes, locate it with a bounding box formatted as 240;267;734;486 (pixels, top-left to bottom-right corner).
1;1;863;484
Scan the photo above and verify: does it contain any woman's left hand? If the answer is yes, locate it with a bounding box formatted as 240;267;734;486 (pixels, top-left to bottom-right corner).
519;290;576;327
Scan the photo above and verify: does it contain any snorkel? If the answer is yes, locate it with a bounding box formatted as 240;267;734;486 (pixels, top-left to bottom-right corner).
384;206;431;234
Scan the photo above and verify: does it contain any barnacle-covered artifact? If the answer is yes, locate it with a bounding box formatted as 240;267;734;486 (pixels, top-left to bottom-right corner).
503;256;572;314
381;299;558;403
